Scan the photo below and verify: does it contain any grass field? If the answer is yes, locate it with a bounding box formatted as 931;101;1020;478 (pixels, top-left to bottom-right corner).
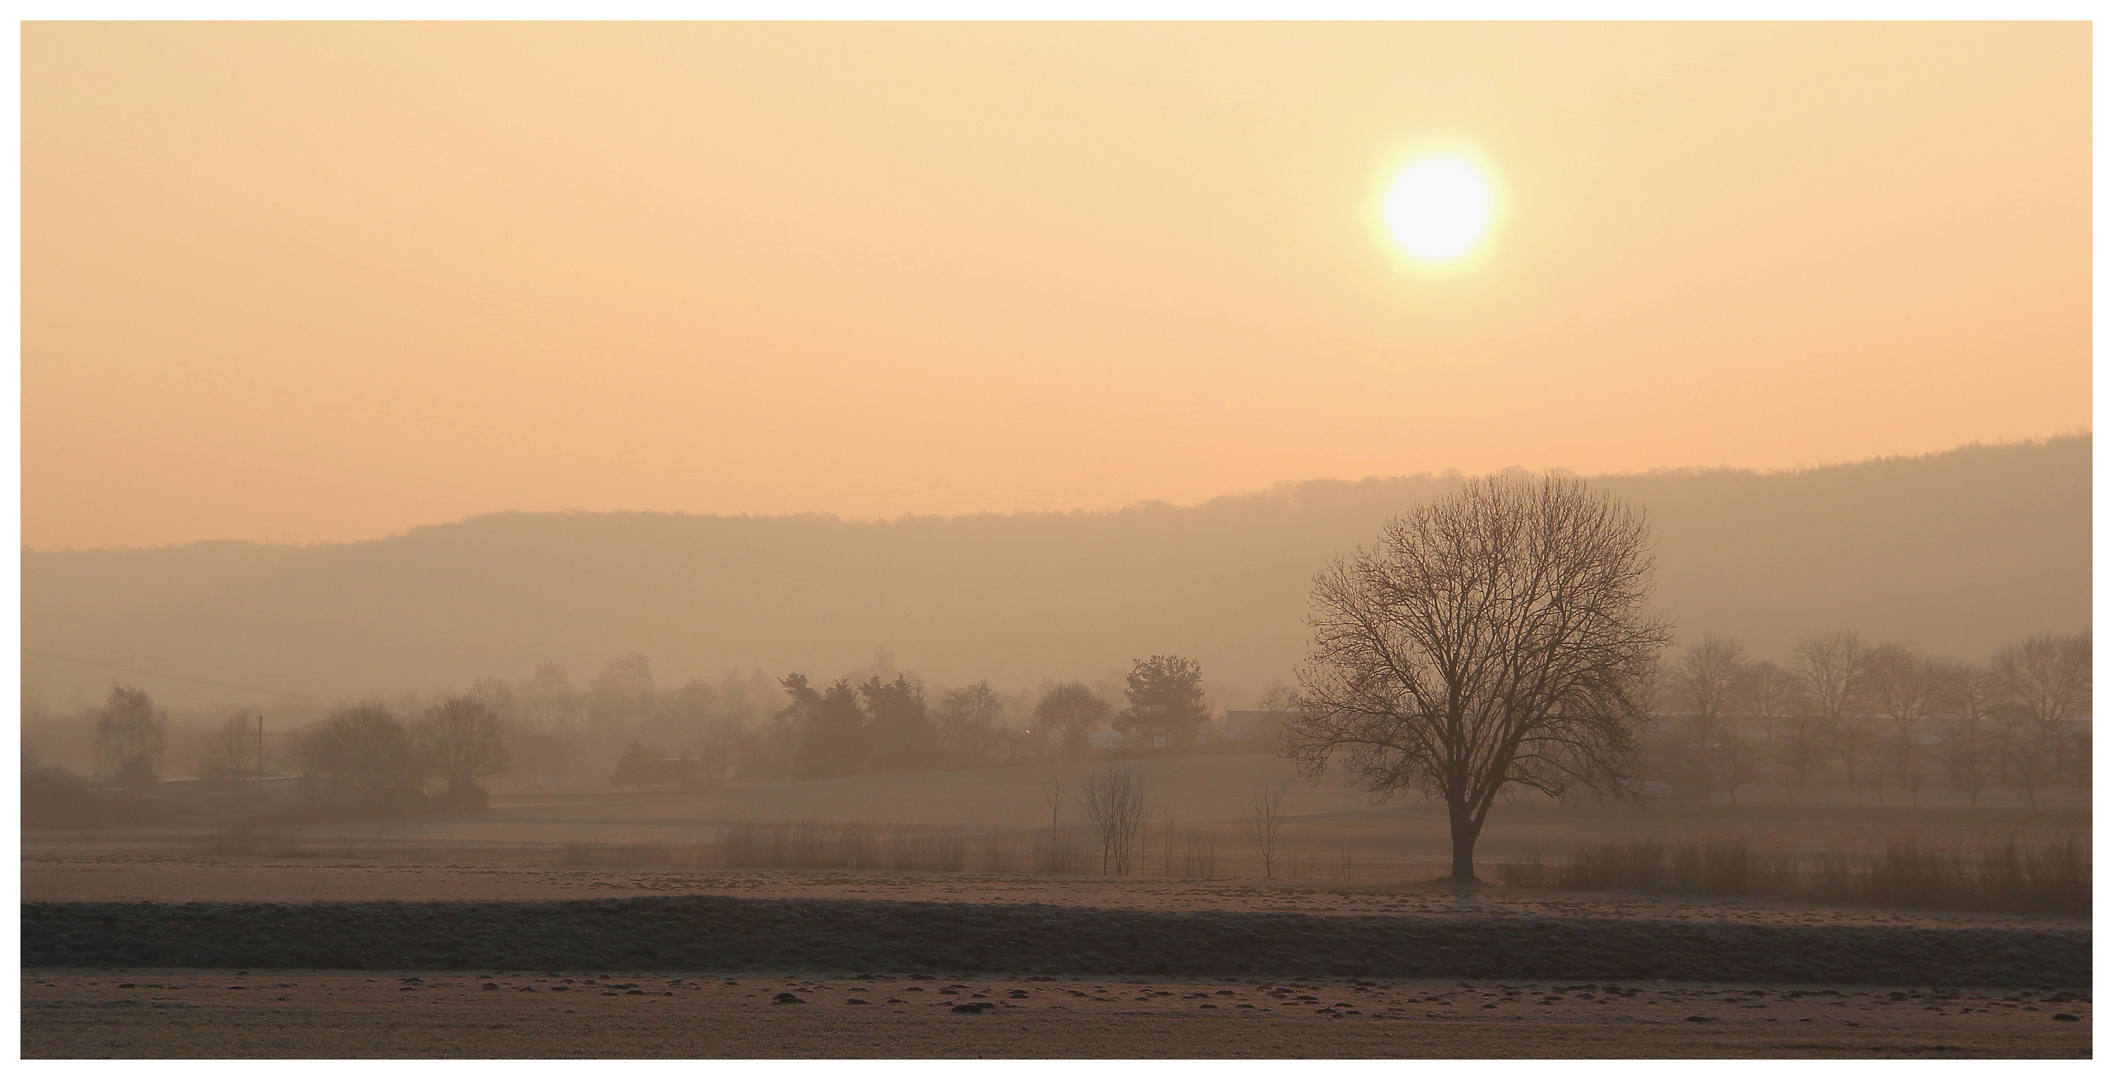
34;753;2082;889
21;751;2092;1058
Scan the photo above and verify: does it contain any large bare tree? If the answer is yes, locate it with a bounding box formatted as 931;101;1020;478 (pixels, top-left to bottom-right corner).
1287;474;1673;882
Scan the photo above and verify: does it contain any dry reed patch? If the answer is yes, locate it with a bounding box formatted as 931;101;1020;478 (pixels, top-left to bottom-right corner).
721;820;966;872
1498;831;2089;916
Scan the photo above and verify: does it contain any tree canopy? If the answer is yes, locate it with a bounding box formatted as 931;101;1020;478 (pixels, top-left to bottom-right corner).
1288;474;1672;881
1113;655;1211;750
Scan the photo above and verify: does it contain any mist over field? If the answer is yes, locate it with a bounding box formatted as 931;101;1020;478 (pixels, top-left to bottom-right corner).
23;435;2088;712
20;21;2092;1059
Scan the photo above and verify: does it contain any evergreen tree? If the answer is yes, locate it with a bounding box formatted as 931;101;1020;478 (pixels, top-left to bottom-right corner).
861;674;938;772
1113;655;1211;750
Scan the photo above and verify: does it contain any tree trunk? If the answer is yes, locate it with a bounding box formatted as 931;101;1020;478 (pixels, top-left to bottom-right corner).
1445;800;1480;882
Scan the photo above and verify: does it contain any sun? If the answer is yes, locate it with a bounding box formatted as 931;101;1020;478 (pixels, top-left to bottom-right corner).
1383;154;1496;263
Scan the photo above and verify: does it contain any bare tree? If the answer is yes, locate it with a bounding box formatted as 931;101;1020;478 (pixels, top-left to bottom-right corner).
1161;808;1177;877
1673;636;1745;727
1034;683;1113;761
586;653;657;734
1996;713;2054;811
1865;643;1939;806
1769;712;1831;802
519;662;578;725
94;684;165;789
1791;631;1867;723
1882;725;1923;806
696;715;742;786
1288;474;1673;882
1240;782;1289;880
1182;831;1218;878
1934;660;2000;808
1257;679;1300;713
1736;658;1790;787
1667;635;1745;801
1991;631;2091;792
1081;766;1147;875
415;694;511;799
1991;632;2091;727
1716;725;1763;804
1738;659;1811;800
934;680;1005;766
198;712;262;792
1790;631;1872;802
2066;723;2093;792
1737;658;1793;727
511;661;582;788
1839;718;1881;804
1039;777;1076;874
305;703;419;800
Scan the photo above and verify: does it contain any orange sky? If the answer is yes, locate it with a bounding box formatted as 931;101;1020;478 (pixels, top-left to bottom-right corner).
23;22;2091;551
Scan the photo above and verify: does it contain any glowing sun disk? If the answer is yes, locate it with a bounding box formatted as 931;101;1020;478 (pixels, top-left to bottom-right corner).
1384;155;1495;262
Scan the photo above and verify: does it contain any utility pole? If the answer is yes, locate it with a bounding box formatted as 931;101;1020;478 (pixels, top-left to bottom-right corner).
256;713;265;798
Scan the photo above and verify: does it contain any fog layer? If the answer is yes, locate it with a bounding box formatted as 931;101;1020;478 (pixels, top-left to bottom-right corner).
23;435;2087;708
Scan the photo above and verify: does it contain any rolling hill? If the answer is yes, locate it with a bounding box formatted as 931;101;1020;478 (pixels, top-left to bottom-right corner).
23;435;2089;709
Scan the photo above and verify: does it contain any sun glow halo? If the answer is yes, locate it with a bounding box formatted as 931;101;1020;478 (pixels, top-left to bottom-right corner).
1384;154;1496;263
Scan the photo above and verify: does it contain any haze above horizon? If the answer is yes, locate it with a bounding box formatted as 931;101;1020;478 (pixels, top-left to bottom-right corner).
18;433;2083;554
25;23;2089;550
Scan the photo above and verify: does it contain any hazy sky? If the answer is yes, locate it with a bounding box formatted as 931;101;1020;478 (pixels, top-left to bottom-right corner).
24;22;2089;550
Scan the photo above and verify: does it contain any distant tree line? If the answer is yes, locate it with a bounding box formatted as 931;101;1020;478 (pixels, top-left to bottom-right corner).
274;696;510;806
774;653;1213;781
1651;630;2091;808
24;646;1232;804
27;624;2085;814
64;685;507;805
378;649;1221;789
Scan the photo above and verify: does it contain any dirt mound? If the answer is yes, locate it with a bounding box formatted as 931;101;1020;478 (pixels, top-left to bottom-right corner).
22;896;2089;987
